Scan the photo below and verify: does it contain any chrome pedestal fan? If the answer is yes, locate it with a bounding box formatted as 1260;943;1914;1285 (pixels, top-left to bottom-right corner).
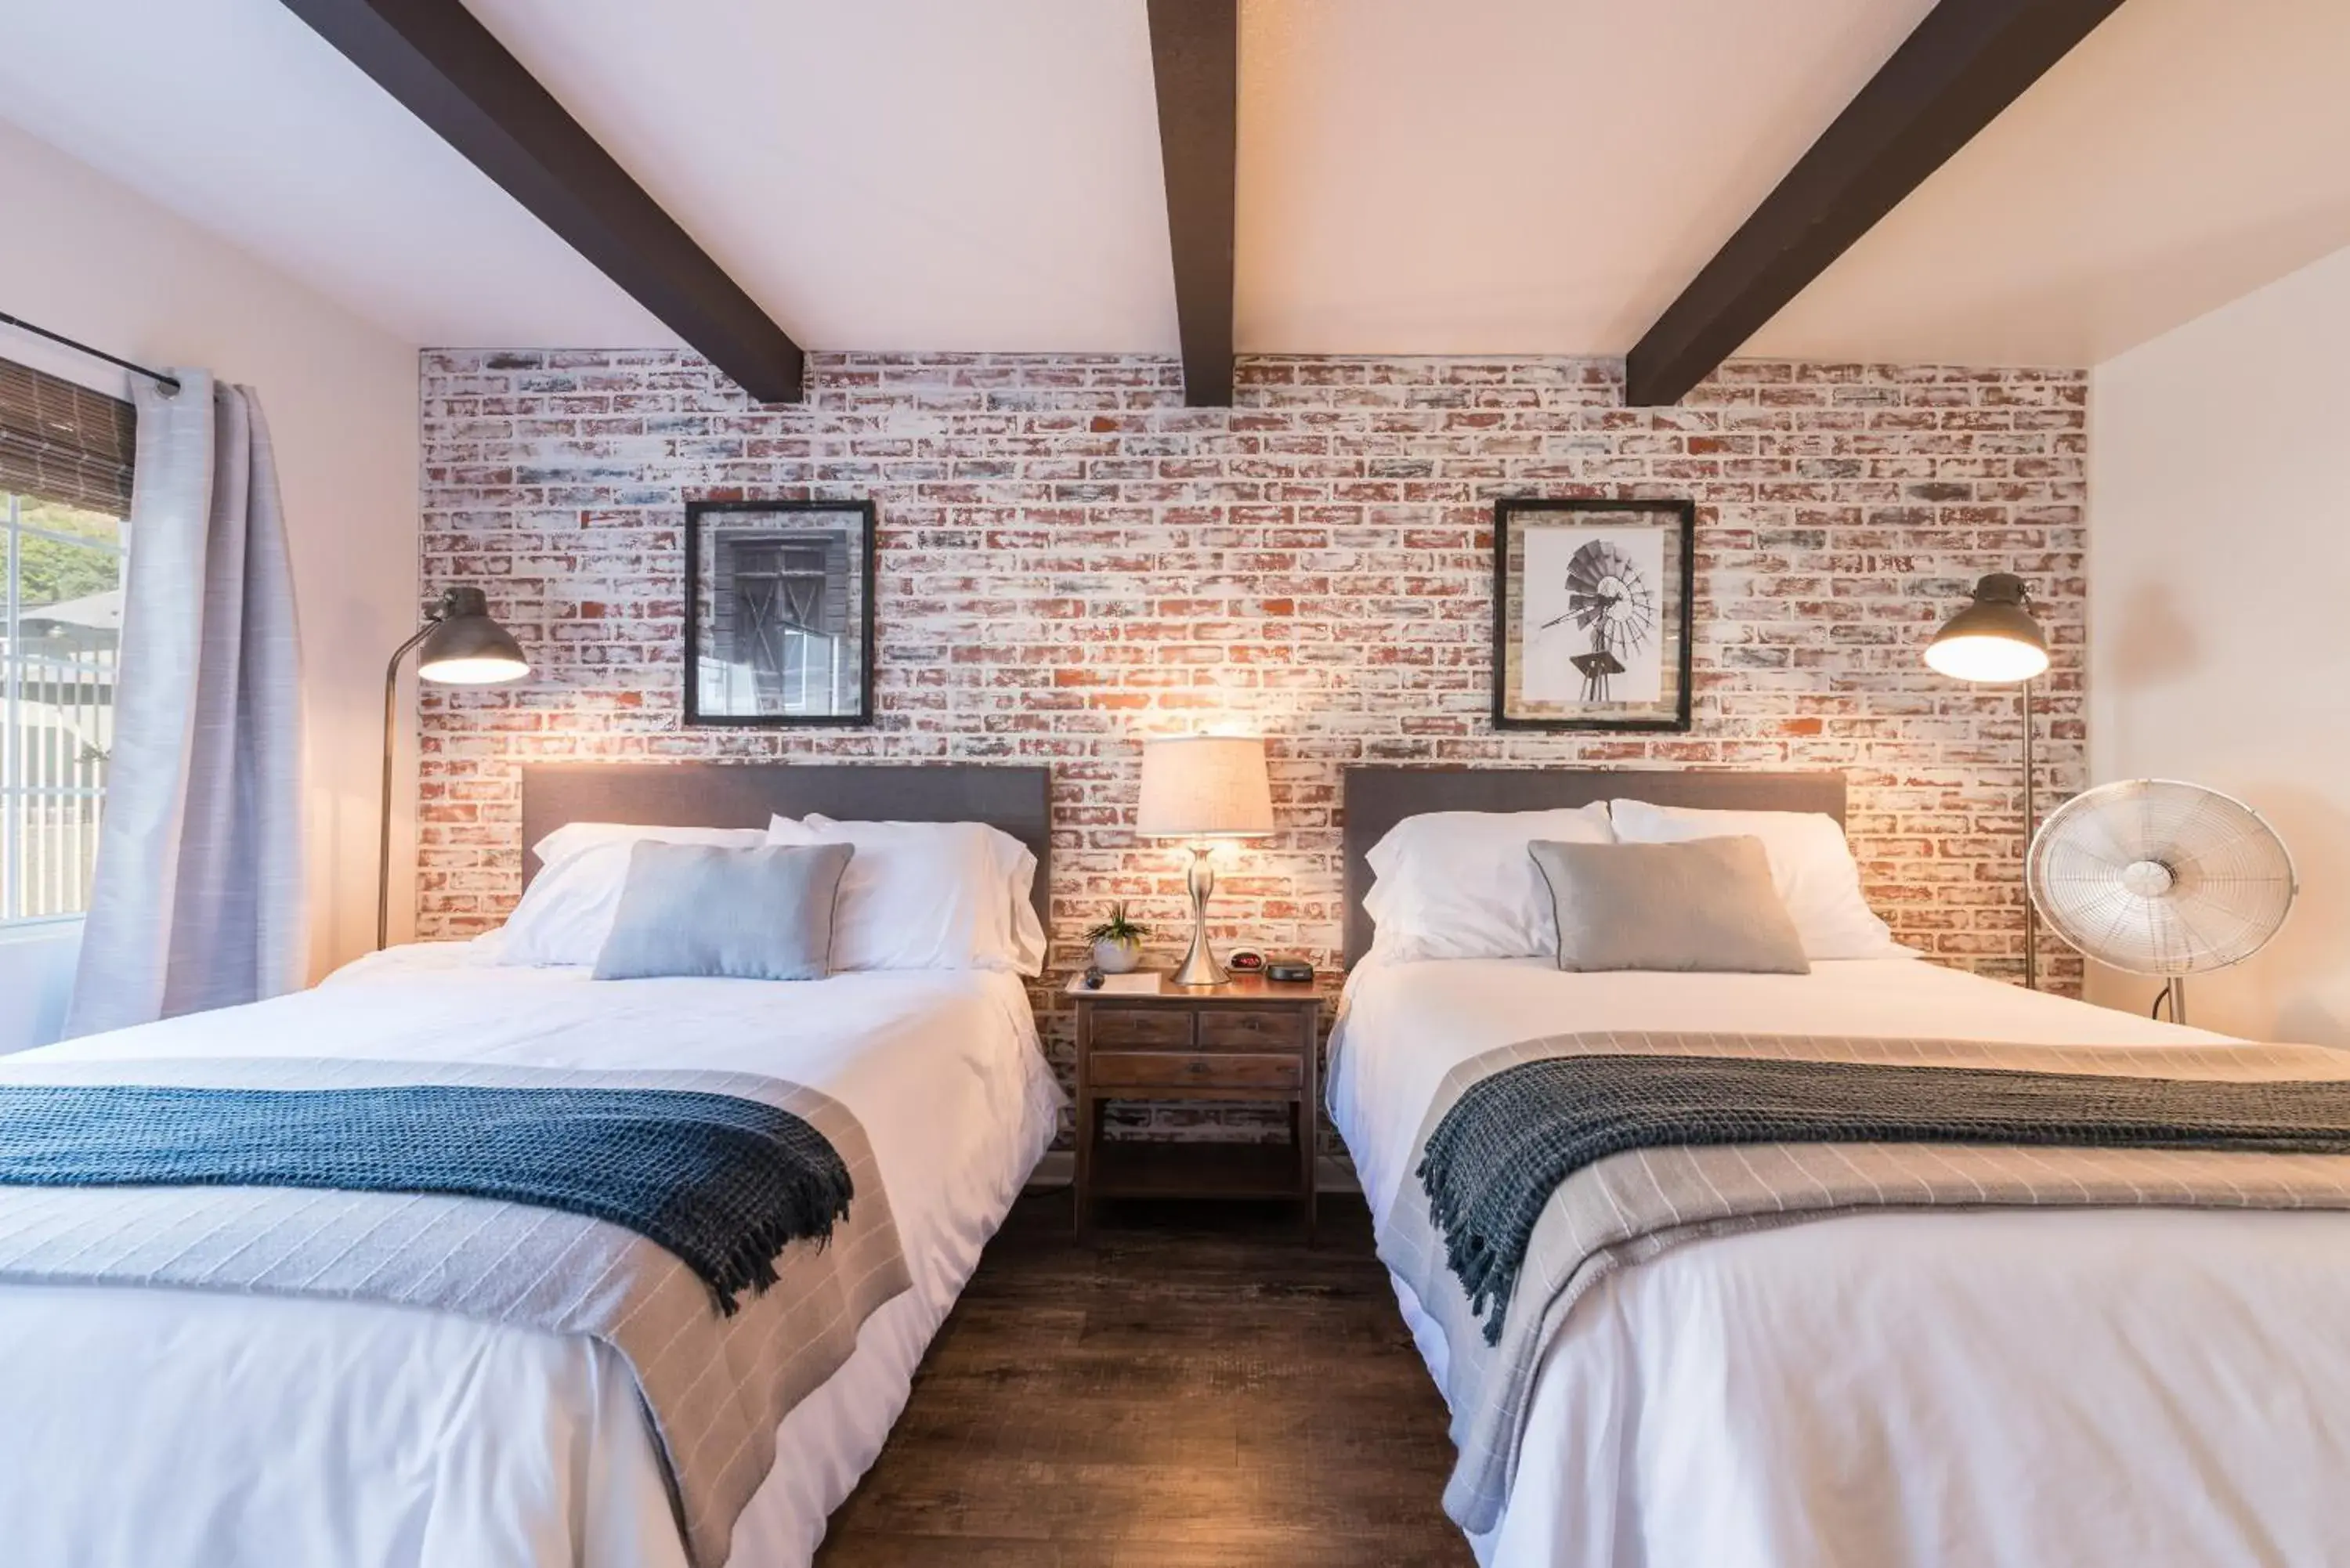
2027;779;2298;1024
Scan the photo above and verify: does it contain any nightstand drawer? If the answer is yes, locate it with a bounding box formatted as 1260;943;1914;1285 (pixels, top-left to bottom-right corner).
1196;1010;1308;1052
1090;1051;1303;1093
1086;1010;1196;1049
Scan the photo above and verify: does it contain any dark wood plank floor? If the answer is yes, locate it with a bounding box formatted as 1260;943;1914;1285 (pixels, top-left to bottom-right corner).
815;1190;1477;1568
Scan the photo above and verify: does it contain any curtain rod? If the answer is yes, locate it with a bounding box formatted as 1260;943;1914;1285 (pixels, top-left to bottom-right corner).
0;310;181;395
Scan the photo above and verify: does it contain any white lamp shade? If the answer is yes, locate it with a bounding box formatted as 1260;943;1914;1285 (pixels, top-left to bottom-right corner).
1136;735;1274;839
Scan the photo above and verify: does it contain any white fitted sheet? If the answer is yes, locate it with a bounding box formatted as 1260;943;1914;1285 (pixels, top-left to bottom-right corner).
1332;956;2350;1568
0;945;1061;1568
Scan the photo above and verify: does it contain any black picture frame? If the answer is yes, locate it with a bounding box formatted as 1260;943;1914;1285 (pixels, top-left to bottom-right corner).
683;499;877;728
1491;497;1695;732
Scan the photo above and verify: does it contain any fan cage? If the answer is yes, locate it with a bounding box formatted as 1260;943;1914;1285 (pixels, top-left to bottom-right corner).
2027;779;2296;978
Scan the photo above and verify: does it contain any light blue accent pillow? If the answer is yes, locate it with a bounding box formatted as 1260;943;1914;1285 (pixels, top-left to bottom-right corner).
592;841;855;982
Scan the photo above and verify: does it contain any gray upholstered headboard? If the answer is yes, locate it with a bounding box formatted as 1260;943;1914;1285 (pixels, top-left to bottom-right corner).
519;763;1053;925
1340;767;1848;967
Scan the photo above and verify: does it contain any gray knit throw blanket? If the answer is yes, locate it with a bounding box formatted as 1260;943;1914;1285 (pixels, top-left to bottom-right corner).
1419;1053;2350;1344
0;1082;854;1314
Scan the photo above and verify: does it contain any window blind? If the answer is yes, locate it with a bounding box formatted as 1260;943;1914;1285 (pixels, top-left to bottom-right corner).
0;356;136;515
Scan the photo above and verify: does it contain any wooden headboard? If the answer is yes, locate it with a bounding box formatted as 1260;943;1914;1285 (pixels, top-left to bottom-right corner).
519;762;1053;925
1340;767;1849;967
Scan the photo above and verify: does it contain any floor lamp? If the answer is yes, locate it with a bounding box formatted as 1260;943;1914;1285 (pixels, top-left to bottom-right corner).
1925;572;2050;988
380;587;530;948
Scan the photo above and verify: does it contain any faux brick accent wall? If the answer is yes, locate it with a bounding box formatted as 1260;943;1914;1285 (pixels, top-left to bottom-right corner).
417;352;2087;1136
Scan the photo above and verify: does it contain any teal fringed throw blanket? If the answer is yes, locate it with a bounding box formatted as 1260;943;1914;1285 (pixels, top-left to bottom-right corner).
0;1082;854;1314
0;1056;910;1568
1381;1031;2350;1535
1419;1051;2350;1346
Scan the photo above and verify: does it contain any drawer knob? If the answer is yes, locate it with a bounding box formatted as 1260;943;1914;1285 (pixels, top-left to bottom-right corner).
1186;1058;1209;1074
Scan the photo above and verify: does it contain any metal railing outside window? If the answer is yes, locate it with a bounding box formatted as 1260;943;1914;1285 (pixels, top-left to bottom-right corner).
1;490;123;925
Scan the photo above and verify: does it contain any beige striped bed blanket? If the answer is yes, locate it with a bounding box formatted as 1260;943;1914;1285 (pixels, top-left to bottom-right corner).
1379;1031;2350;1536
0;1055;909;1568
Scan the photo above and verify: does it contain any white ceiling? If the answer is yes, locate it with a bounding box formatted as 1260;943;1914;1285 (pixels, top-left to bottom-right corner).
1235;0;1936;353
1;0;2344;367
461;0;1179;353
0;0;672;347
1748;0;2350;366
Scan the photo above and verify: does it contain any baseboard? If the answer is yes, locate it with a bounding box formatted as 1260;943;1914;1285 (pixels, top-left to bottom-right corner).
1024;1149;1361;1194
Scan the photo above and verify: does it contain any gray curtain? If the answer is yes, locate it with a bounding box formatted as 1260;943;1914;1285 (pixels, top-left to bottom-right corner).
64;372;304;1038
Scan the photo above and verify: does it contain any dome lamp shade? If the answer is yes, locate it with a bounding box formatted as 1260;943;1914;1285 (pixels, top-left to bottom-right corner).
1925;573;2049;683
415;587;530;685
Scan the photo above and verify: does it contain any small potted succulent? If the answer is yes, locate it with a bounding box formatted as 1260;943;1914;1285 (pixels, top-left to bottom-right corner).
1083;901;1152;975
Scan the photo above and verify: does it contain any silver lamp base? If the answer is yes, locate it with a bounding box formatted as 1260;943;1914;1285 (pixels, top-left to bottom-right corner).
1171;844;1227;988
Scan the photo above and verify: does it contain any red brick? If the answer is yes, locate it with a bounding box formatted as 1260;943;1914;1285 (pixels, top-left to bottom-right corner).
418;351;2090;1144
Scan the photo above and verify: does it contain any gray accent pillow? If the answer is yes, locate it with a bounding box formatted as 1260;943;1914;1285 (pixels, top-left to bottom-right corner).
1528;836;1811;975
592;841;855;982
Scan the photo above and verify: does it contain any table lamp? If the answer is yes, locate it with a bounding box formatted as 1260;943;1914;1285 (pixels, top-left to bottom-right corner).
1135;735;1274;987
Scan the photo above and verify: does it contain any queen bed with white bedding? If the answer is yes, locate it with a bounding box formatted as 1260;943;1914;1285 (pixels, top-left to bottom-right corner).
1332;766;2350;1568
0;762;1064;1568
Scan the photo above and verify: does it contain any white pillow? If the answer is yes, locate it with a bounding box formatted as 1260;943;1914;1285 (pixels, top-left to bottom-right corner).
768;815;1044;974
497;823;774;967
1606;800;1911;961
1363;804;1616;961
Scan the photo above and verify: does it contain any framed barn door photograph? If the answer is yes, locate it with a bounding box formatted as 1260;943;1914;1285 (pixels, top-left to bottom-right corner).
1492;497;1694;732
685;499;877;727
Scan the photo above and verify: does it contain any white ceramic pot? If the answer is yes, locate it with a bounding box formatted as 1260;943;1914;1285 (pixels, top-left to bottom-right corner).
1090;938;1142;974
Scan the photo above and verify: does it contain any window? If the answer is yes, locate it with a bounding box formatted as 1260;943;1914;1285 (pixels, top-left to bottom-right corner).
0;359;133;926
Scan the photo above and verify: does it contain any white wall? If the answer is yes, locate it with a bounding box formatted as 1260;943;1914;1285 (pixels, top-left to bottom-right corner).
2089;240;2350;1044
0;119;419;1049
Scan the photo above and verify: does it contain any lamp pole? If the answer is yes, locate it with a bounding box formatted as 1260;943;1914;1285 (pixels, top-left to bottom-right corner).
2021;674;2036;991
378;615;441;950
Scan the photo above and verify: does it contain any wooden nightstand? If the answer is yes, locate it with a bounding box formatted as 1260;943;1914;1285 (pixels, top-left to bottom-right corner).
1070;973;1324;1241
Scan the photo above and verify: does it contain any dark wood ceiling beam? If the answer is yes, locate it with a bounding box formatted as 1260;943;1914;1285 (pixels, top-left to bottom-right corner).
1623;0;2126;408
280;0;804;402
1146;0;1238;407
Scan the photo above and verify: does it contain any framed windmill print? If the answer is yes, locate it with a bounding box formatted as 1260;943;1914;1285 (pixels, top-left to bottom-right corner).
1492;497;1694;731
685;499;877;727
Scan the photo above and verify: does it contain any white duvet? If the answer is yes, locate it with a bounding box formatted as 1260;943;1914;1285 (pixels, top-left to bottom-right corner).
1333;956;2350;1568
0;944;1061;1568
